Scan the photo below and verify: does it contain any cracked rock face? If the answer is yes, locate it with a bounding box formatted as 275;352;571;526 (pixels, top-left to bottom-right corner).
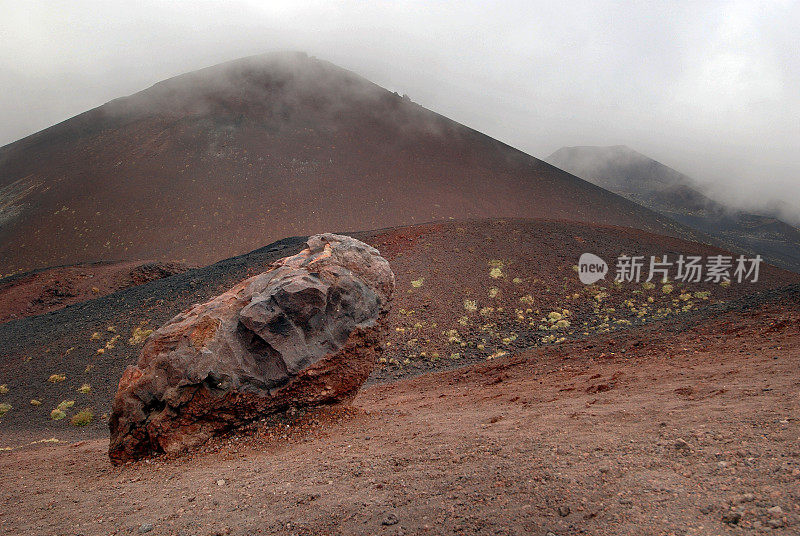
108;234;394;464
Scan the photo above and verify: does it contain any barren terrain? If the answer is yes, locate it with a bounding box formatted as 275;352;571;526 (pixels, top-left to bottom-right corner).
1;285;798;535
0;52;693;274
0;219;798;535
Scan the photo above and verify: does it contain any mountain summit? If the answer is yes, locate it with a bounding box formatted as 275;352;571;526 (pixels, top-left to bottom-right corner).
546;145;800;272
0;53;682;274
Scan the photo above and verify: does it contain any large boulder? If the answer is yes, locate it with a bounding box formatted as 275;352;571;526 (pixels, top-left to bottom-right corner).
109;234;394;464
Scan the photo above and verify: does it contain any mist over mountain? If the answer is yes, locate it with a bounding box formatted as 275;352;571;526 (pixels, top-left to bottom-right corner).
0;52;687;275
546;145;800;272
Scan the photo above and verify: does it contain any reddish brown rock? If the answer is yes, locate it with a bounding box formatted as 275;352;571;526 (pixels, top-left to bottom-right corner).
108;234;394;464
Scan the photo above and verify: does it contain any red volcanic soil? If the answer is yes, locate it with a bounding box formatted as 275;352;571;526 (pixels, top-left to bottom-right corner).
0;261;189;323
0;219;796;442
1;219;799;534
1;280;799;535
0;52;693;274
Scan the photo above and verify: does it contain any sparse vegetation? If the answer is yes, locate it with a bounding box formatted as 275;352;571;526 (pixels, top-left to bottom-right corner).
50;409;66;420
0;384;8;394
47;374;66;383
411;277;424;288
129;325;154;345
77;384;91;394
0;403;11;417
70;409;94;426
30;399;41;406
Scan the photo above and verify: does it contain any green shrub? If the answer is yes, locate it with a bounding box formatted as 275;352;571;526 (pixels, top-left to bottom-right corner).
70;409;94;426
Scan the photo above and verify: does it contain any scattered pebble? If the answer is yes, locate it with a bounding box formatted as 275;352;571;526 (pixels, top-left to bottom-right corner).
381;513;399;526
767;505;783;516
721;511;741;525
674;438;692;450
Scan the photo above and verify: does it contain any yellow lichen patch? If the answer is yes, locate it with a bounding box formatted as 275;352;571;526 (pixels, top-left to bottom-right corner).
50;409;66;421
129;326;154;345
479;307;494;316
0;403;11;417
47;374;66;383
57;400;74;411
694;291;710;299
90;332;102;341
30;438;59;445
0;384;8;394
105;335;121;350
488;350;508;360
411;278;424;288
512;277;523;284
107;326;117;333
30;399;41;406
444;329;461;344
489;267;503;279
662;284;674;294
519;294;534;305
463;299;478;312
77;384;91;394
96;348;105;355
488;287;500;298
70;409;93;427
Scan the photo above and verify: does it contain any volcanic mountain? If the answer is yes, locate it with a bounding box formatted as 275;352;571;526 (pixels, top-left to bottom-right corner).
546;145;800;272
0;52;689;275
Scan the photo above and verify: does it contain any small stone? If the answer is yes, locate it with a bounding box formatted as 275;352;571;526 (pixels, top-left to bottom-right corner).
767;505;783;516
216;479;226;486
674;438;692;450
381;513;399;526
557;506;570;517
721;511;741;525
733;493;755;504
768;518;783;528
138;523;153;534
700;504;714;514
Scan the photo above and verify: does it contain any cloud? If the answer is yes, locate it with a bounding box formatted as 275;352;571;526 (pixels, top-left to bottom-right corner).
1;0;797;221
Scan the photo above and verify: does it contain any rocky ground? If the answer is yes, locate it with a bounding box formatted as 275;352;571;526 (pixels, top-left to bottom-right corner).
0;219;798;535
0;260;189;323
1;219;795;441
0;284;798;535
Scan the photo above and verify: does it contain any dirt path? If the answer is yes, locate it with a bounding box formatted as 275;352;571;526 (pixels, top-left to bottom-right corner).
1;301;798;535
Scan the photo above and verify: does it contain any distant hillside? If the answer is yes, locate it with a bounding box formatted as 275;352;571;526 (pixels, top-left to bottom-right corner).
546;145;800;273
0;52;689;275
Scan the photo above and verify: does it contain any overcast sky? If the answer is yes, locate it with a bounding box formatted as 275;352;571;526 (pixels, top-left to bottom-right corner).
2;0;798;221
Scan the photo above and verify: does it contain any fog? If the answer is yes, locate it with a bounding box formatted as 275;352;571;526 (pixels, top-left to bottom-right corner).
2;1;798;223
